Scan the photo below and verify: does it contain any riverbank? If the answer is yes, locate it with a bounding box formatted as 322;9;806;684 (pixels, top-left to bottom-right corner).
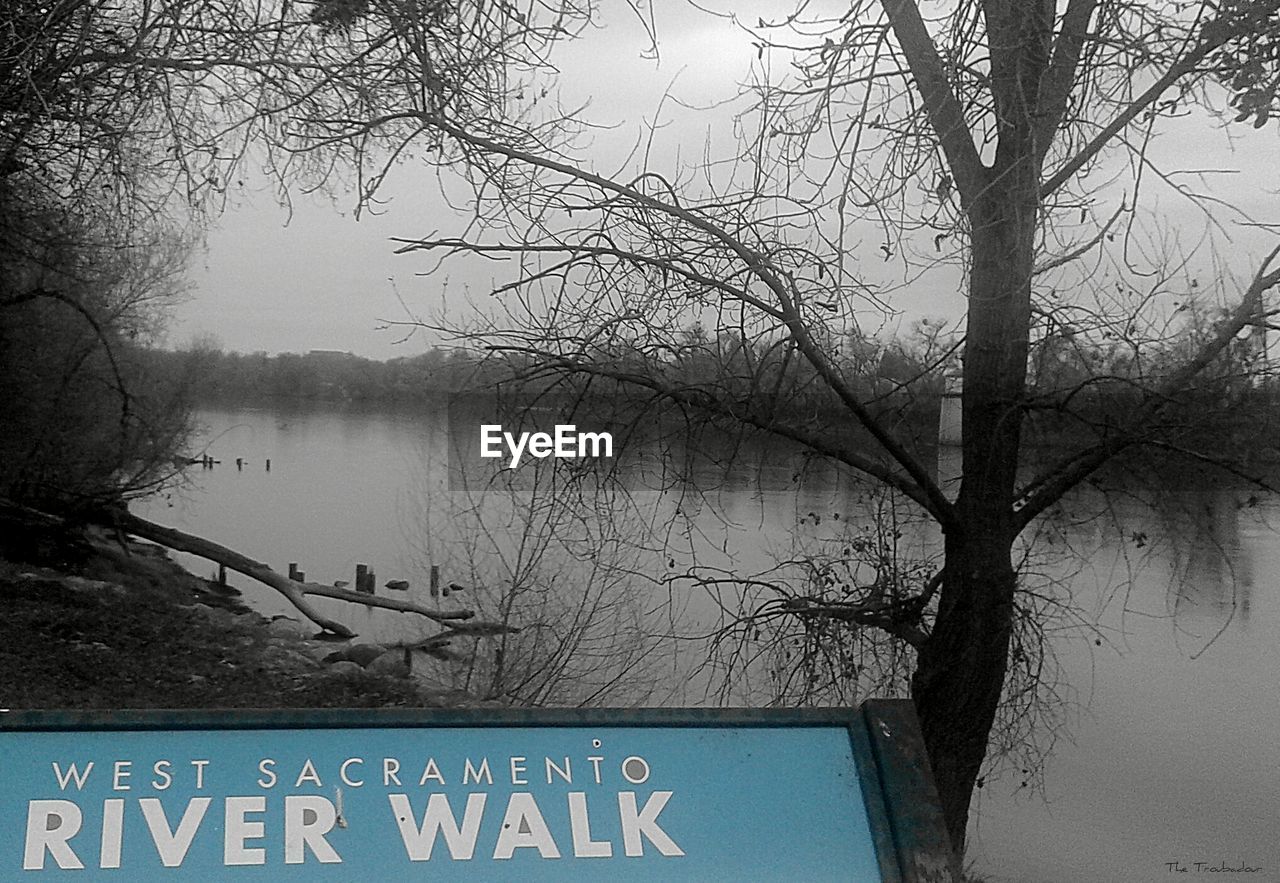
0;528;460;710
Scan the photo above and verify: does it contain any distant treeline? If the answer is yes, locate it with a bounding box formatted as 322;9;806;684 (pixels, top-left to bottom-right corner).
139;339;945;457
140;346;509;402
139;340;943;411
138;332;1280;460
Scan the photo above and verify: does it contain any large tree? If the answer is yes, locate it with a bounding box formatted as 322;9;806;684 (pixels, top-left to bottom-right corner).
14;0;1277;861
291;0;1280;855
0;0;267;510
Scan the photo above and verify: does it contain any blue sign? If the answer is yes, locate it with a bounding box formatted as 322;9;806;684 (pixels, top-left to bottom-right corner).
0;705;955;881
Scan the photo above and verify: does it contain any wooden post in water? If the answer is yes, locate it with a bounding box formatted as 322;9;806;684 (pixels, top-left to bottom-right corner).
288;563;303;582
265;459;271;472
218;564;226;586
429;565;440;598
355;564;369;594
367;570;375;595
236;457;243;471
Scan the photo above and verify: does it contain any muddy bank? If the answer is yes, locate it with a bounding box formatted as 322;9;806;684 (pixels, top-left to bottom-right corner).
0;531;473;710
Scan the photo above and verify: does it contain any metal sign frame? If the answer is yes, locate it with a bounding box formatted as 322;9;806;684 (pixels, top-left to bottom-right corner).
0;699;956;882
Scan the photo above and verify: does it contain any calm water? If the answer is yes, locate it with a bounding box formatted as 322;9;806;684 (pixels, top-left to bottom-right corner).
137;404;1280;882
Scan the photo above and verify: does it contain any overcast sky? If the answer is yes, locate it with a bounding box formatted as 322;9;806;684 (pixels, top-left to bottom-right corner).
165;5;1280;361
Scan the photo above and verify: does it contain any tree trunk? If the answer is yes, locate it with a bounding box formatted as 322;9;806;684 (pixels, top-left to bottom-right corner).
912;163;1037;852
912;535;1017;854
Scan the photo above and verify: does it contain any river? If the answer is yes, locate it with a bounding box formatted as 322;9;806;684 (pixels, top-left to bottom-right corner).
136;403;1280;882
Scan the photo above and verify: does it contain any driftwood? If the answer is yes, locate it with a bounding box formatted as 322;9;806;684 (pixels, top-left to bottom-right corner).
300;582;474;624
1;498;518;641
116;510;359;638
114;511;511;639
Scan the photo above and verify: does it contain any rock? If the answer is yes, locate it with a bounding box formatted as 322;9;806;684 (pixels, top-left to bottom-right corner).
263;646;318;672
201;606;238;628
324;661;364;677
297;641;333;662
366;649;410;678
62;576;126;597
267;618;306;638
335;643;387;667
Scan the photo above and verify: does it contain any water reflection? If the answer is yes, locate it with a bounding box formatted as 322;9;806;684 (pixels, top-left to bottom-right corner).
139;404;1280;882
1161;489;1254;626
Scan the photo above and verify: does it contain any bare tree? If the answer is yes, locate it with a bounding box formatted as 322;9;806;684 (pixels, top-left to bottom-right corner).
12;0;1280;859
287;0;1280;854
407;457;668;707
0;0;292;512
0;177;197;511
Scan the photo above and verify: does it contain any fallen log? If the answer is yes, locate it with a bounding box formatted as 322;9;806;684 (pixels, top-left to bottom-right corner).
300;583;475;624
4;498;516;641
115;512;513;638
115;510;358;638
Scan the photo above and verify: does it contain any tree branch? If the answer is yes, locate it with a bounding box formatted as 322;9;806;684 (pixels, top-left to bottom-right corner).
880;0;988;205
415;112;957;527
510;355;948;521
1040;43;1214;197
1015;247;1280;527
1033;0;1099;164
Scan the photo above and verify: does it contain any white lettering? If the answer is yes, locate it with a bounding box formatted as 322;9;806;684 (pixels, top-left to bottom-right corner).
340;758;364;787
285;795;342;864
224;796;266;866
463;758;492;786
100;799;124;869
618;791;682;857
479;425;502;458
579;431;612;458
480;425;613;468
587;756;604;785
152;760;173;791
527;432;553;458
510;757;528;785
555;424;575;456
389;793;486;861
417;758;444;786
504;431;529;468
383;758;402;786
545;757;571;784
257;759;277;789
493;793;560;859
191;760;209;790
23;800;83;870
568;792;611;858
112;760;132;791
139;797;211;867
51;762;93;791
294;759;323;788
621;756;650;785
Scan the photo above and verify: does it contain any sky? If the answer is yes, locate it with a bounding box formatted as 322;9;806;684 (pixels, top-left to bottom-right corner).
168;4;765;360
164;4;1280;361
